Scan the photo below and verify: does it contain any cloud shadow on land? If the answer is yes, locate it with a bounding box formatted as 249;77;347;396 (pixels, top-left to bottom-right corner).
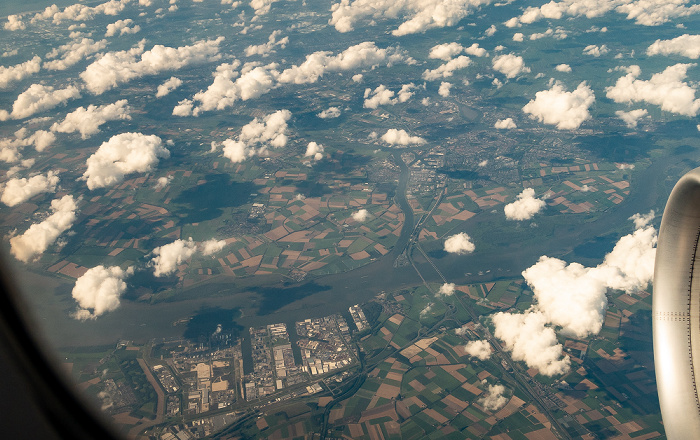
576;133;652;163
183;306;243;342
252;282;332;315
173;173;257;223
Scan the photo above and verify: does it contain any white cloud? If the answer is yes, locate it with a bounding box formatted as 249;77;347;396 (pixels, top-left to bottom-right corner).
317;106;341;119
151;238;197;277
522;81;595;130
154;175;173;190
0;56;41;89
429;42;465;61
438;82;452;97
444;232;475;254
363;83;416;108
32;0;130;24
493;310;571;375
423;55;471;81
494;117;516;129
330;0;493;36
305;141;325;161
0;129;55;163
279;41;410;85
605;64;700;116
505;0;700;28
250;0;282;15
44;38;108;71
81;38;224;95
352;208;369;222
51;99;131;139
4;15;26;31
512;32;524;42
222;110;291;163
10;195;78;263
465;43;488;57
492;53;530;78
1;171;59;207
1;83;80;121
105;18;140;37
244;30;289;57
479;384;508;411
484;24;497;36
438;282;456;296
200;239;227;256
71;266;134;320
464;340;491;360
647;34;700;59
156;76;183;97
380;128;426;146
583;44;609;57
82;133;170;189
493;214;656;375
615;108;648;128
530;27;567;40
352;73;363;82
504;188;545;220
555;63;572;72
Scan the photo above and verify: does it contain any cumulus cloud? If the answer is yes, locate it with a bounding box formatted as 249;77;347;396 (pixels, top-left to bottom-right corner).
438;82;452;97
522;81;595;130
444;232;475;255
10;195;78;262
44;38;107;71
530;27;567;40
0;83;81;121
151;237;226;276
429;42;464;61
512;32;524;42
616;108;648;128
51;99;131;139
32;0;130;24
583;44;609;57
156;76;182;97
305;141;325;161
244;30;289;57
555;63;572;72
81;38;224;95
364;83;416;108
0;56;41;89
278;41;410;85
423;55;471;81
505;0;700;28
493;310;571;375
479;384;508;411
317;106;341;119
606;64;700;116
151;238;197;277
504;188;545;220
105;18;140;37
494;117;516;129
352;208;369;222
464;340;491;360
484;24;497;36
250;0;282;15
154;175;173;190
492;53;530;78
0;129;56;163
493;214;656;375
380;128;426;146
438;282;456;296
1;171;59;207
330;0;492;35
72;266;134;320
4;15;26;31
222;110;291;163
648;34;700;59
200;239;227;256
82;133;170;189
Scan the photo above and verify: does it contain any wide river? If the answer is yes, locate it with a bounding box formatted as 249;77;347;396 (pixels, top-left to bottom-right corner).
11;148;689;351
